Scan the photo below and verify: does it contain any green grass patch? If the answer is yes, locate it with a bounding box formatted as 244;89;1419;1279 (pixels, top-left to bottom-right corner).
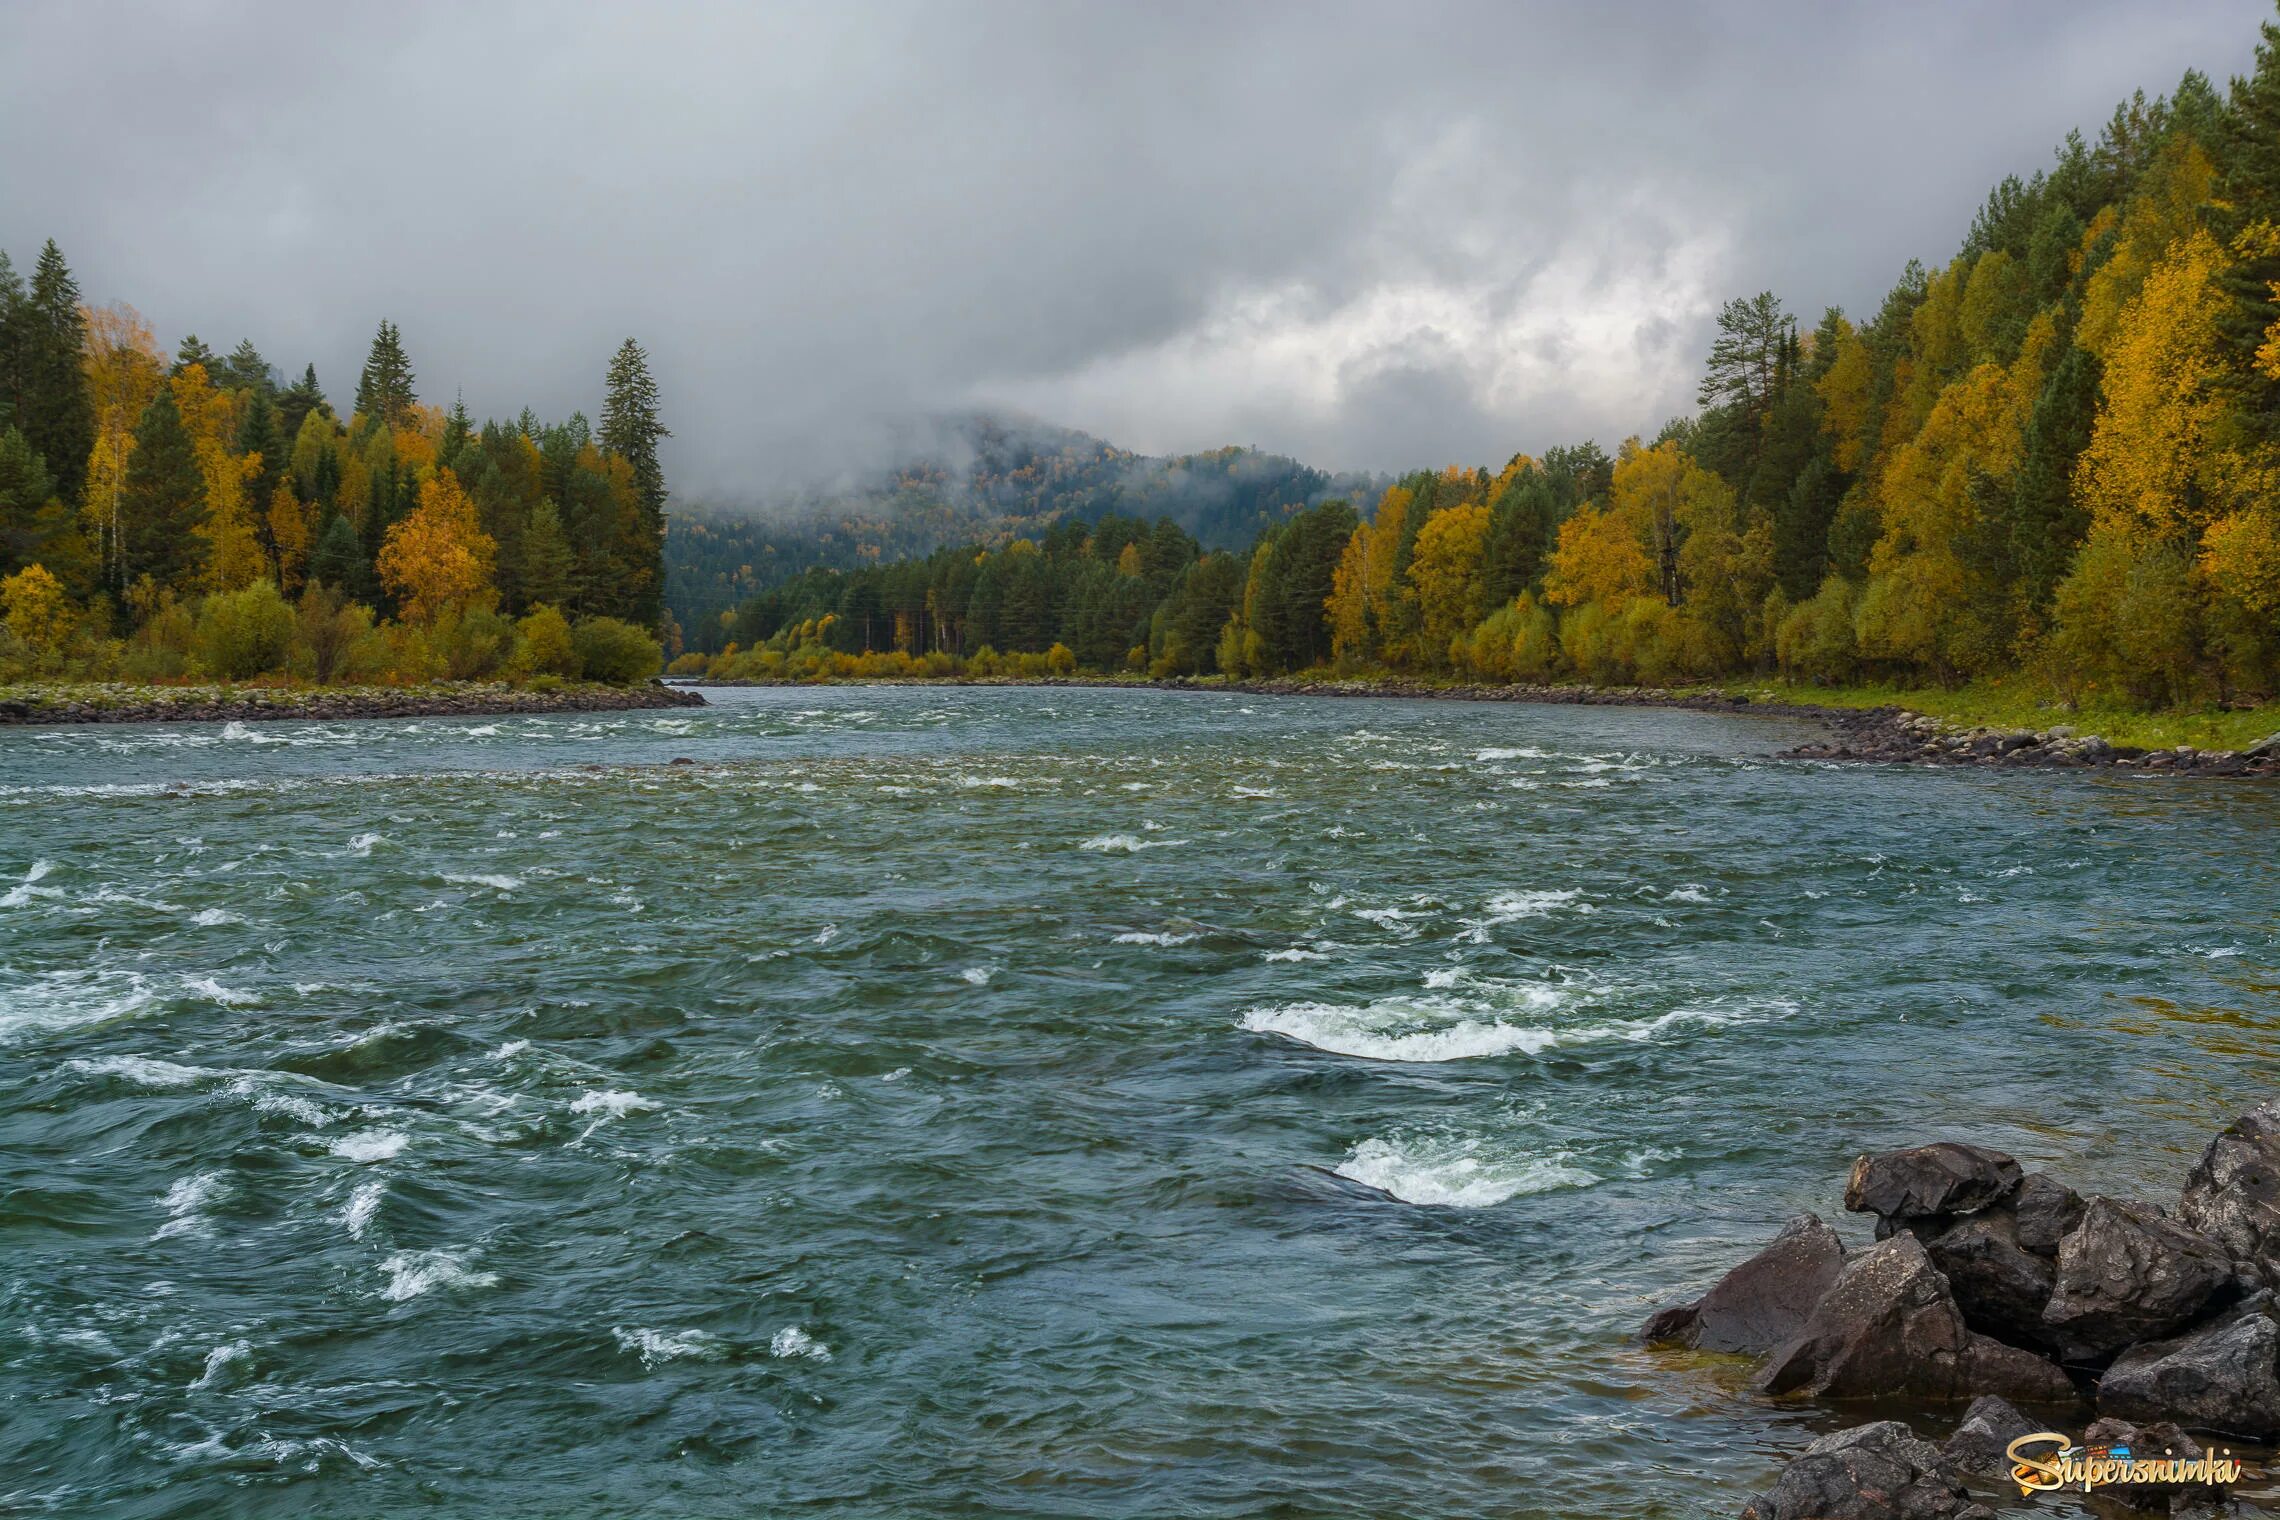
1707;678;2280;753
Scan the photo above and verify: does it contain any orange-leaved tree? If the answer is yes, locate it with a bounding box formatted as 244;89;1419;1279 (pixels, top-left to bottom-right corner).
378;467;496;623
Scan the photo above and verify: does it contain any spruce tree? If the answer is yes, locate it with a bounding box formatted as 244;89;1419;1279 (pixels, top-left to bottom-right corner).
0;425;57;577
277;364;328;447
220;338;274;397
21;242;93;507
520;497;576;609
600;337;668;623
308;513;366;592
118;388;208;591
173;334;217;375
236;391;284;551
353;320;416;428
0;252;25;436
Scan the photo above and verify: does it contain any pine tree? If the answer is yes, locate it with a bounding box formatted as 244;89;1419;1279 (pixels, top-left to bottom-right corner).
236;391;284;562
173;334;216;375
520;497;575;609
308;513;367;593
220;338;274;397
353;320;416;428
21;242;93;507
600;337;668;623
2218;15;2280;444
0;425;57;577
277;363;329;445
118;388;208;591
0;252;25;436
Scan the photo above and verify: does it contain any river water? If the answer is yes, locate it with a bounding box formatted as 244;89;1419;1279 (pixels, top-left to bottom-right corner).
2;686;2276;1518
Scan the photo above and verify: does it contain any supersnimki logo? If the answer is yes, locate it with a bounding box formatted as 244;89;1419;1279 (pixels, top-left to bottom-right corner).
2006;1431;2246;1496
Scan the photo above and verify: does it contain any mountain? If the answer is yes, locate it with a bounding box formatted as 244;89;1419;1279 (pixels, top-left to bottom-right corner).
664;413;1382;637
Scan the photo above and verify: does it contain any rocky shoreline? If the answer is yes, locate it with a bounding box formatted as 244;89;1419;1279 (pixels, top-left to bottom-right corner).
1645;1107;2280;1516
0;681;706;726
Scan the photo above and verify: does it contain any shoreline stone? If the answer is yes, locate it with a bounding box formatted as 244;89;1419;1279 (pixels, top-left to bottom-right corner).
0;681;704;727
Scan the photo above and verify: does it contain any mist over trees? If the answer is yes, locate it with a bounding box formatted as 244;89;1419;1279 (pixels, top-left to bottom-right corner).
681;20;2280;712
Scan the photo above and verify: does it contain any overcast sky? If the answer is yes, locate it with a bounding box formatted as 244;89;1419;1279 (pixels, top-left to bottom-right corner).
2;2;2267;497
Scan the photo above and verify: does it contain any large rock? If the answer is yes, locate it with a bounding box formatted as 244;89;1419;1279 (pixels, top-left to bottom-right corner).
1924;1210;2056;1350
1755;1234;2073;1403
1846;1144;2022;1225
1642;1214;1846;1355
2012;1172;2086;1259
2081;1415;2224;1514
2180;1100;2280;1283
2100;1293;2280;1439
1739;1422;1994;1520
1939;1394;2036;1479
2042;1198;2234;1363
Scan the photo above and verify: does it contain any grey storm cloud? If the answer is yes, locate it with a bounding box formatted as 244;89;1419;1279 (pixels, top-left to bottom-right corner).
0;0;2266;499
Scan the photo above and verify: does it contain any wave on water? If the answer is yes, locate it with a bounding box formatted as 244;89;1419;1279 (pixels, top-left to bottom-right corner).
1473;746;1549;762
1457;888;1593;943
614;1326;723;1366
181;976;259;1007
1264;947;1327;962
332;1130;409;1163
1242;981;1777;1063
342;1181;385;1240
189;908;241;926
347;833;384;857
1335;1134;1598;1207
1113;930;1198;946
379;1249;497;1302
959;966;995;985
441;873;523;892
189;1339;252;1390
1079;834;1179;853
0;968;156;1043
1;858;59;908
769;1325;830;1361
155;1172;225;1240
68;1053;216;1087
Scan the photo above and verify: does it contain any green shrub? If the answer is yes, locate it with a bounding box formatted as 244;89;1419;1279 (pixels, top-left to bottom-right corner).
570;616;662;684
514;604;579;678
196;581;295;680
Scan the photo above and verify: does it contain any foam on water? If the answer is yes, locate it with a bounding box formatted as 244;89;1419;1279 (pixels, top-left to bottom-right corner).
378;1249;497;1301
0;968;157;1043
571;1089;656;1122
181;977;258;1007
1080;834;1178;853
1113;931;1198;946
1244;1000;1564;1062
332;1130;409;1163
68;1054;217;1088
189;908;241;927
442;873;524;892
1334;1134;1598;1207
1;858;59;908
189;1339;251;1390
1263;947;1327;962
342;1181;385;1240
155;1172;225;1240
769;1325;830;1361
959;966;995;985
613;1326;723;1366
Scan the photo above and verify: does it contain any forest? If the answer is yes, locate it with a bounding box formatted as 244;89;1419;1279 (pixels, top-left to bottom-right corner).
0;259;671;686
678;25;2280;717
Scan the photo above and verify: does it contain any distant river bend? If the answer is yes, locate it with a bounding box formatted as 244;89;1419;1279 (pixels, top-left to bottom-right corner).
3;687;2275;1517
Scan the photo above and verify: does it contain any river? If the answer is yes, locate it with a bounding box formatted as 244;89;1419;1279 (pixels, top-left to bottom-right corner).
3;685;2276;1517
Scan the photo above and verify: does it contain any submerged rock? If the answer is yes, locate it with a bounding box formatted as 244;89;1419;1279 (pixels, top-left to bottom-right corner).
1938;1394;2036;1479
2180;1100;2280;1284
2042;1198;2234;1363
1641;1214;1846;1355
2100;1294;2280;1439
1754;1234;2072;1403
1846;1144;2022;1226
1739;1422;1993;1520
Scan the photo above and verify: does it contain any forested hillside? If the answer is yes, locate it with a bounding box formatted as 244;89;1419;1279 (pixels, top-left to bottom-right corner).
0;259;671;684
666;415;1380;638
680;21;2280;715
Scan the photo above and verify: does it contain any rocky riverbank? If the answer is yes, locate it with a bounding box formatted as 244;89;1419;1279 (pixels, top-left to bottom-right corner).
1645;1106;2280;1515
0;681;706;726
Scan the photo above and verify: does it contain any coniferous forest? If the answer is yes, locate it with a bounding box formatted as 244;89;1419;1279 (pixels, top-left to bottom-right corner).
674;28;2280;726
0;258;671;686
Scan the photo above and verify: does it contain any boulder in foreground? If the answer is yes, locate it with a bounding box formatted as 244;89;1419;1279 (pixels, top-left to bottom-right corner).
2181;1099;2280;1284
1739;1421;1993;1520
1846;1144;2022;1226
2100;1292;2280;1439
1641;1214;1845;1355
1754;1234;2072;1403
2041;1197;2234;1363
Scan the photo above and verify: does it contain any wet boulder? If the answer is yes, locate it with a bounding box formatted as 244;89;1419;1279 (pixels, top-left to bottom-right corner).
1922;1210;2056;1349
1846;1144;2022;1227
1938;1395;2036;1480
2100;1293;2280;1440
1641;1214;1846;1355
2180;1100;2280;1284
1739;1422;1994;1520
2042;1198;2234;1363
1755;1234;2073;1403
2080;1415;2225;1514
2012;1172;2086;1259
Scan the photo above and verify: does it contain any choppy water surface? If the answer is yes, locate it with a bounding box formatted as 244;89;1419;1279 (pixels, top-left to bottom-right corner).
4;687;2278;1518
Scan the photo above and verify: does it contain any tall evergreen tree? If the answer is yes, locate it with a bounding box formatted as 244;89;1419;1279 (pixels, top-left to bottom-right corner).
220;338;274;397
173;334;217;375
0;252;26;436
308;513;367;594
0;425;58;577
600;337;668;624
19;242;94;507
353;320;416;427
236;390;284;556
117;388;207;591
277;363;328;446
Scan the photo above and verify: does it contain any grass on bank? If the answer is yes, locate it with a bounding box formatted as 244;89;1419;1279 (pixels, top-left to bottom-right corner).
1700;677;2280;753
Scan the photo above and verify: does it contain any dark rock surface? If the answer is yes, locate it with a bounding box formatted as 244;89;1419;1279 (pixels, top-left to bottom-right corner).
2043;1198;2234;1363
1642;1214;1846;1355
1845;1144;2023;1224
1739;1422;1994;1520
1938;1395;2035;1479
2080;1415;2224;1513
1754;1235;2072;1403
2100;1294;2280;1439
2012;1172;2087;1259
2181;1100;2280;1284
1923;1210;2057;1351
